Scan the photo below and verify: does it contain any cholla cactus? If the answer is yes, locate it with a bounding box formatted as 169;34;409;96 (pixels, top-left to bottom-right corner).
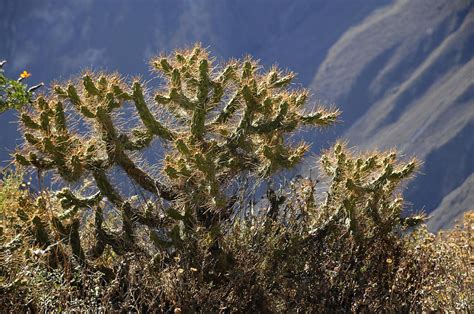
313;142;423;241
15;44;340;259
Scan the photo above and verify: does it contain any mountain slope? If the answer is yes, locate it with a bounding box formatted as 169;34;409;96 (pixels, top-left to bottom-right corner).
428;173;474;231
310;0;474;229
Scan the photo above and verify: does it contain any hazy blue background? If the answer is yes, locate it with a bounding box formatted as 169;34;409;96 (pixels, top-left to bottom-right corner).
1;0;473;230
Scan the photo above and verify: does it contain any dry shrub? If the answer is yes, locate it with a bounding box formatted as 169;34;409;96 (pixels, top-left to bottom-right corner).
1;165;472;312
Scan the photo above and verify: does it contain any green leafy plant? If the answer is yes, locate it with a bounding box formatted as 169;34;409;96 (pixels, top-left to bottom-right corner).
0;61;42;113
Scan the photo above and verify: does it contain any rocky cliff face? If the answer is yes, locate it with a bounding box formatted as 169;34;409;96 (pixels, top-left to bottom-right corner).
310;0;474;230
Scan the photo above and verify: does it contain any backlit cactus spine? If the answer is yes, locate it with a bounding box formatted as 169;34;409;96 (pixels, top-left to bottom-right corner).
16;44;340;260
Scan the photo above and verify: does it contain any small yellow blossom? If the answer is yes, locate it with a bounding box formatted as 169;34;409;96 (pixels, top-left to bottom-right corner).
20;70;31;79
190;267;198;272
386;258;393;264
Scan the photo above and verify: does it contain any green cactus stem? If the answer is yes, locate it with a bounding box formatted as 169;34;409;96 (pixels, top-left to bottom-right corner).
132;82;174;140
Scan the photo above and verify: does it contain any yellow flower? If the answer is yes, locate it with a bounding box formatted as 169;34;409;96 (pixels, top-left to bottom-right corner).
20;70;31;79
386;258;393;264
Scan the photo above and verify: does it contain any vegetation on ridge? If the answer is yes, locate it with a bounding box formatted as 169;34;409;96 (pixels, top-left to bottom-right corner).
0;45;472;312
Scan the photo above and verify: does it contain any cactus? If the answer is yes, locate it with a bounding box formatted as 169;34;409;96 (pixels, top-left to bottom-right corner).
4;44;468;313
16;44;340;260
316;143;421;240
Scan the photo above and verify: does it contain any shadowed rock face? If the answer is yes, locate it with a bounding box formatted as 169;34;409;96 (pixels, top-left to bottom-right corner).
405;122;474;215
310;0;474;229
428;173;474;231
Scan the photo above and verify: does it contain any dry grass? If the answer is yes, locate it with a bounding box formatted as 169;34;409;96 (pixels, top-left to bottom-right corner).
0;165;471;312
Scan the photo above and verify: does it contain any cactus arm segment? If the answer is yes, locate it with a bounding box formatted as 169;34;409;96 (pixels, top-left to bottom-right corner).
82;75;100;96
299;110;340;127
56;188;102;210
132;82;174;141
92;169;123;206
212;92;240;124
53;101;67;132
21;113;41;130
